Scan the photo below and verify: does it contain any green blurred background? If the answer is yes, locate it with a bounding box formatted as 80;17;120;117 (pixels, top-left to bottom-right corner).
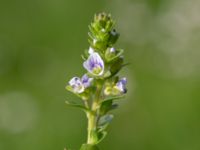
0;0;200;150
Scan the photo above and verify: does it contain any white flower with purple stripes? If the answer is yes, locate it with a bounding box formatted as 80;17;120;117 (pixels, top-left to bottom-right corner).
83;52;104;76
68;74;93;94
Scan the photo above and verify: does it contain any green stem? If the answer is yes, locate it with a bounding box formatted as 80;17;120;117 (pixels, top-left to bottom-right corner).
86;81;103;145
87;112;96;144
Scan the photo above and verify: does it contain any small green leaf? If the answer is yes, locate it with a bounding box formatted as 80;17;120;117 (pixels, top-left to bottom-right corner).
111;103;118;110
96;131;107;144
98;114;114;126
100;100;113;115
97;122;109;132
65;101;90;112
108;30;119;45
80;144;99;150
108;49;124;63
101;95;125;104
65;85;74;93
100;95;124;115
88;129;108;145
110;57;124;76
65;86;90;100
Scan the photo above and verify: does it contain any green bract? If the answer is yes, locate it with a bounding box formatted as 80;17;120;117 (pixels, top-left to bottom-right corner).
65;12;128;150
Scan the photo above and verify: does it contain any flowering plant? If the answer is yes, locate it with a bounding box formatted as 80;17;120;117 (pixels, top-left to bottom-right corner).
66;12;128;150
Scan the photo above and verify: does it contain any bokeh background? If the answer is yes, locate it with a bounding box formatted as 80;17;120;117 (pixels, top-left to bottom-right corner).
0;0;200;150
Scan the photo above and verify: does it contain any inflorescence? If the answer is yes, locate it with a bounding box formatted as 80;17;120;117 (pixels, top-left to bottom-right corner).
66;12;128;150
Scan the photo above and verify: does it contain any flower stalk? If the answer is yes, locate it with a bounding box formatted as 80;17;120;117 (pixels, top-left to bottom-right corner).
65;12;128;150
87;80;103;145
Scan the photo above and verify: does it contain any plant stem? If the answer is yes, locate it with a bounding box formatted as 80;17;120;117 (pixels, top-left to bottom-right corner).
87;112;96;144
86;81;103;145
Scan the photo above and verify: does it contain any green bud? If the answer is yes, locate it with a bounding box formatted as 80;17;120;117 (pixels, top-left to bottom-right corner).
100;100;113;115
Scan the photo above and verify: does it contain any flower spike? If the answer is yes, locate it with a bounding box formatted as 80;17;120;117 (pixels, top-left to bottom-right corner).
65;12;128;150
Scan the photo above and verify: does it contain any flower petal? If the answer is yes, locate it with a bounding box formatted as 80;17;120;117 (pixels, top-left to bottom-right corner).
115;77;127;94
69;77;85;93
83;52;104;76
88;47;94;54
81;74;93;88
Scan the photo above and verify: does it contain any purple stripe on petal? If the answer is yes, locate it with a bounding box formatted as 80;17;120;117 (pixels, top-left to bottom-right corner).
119;78;127;85
83;52;104;76
81;74;93;88
69;77;85;93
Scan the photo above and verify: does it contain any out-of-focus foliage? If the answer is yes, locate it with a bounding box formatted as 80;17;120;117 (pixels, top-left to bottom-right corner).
0;0;200;150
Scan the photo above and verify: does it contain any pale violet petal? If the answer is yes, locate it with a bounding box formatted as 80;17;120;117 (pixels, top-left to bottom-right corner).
83;61;90;72
83;52;104;76
69;77;80;86
116;77;127;94
69;77;85;93
120;78;127;85
81;74;93;88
